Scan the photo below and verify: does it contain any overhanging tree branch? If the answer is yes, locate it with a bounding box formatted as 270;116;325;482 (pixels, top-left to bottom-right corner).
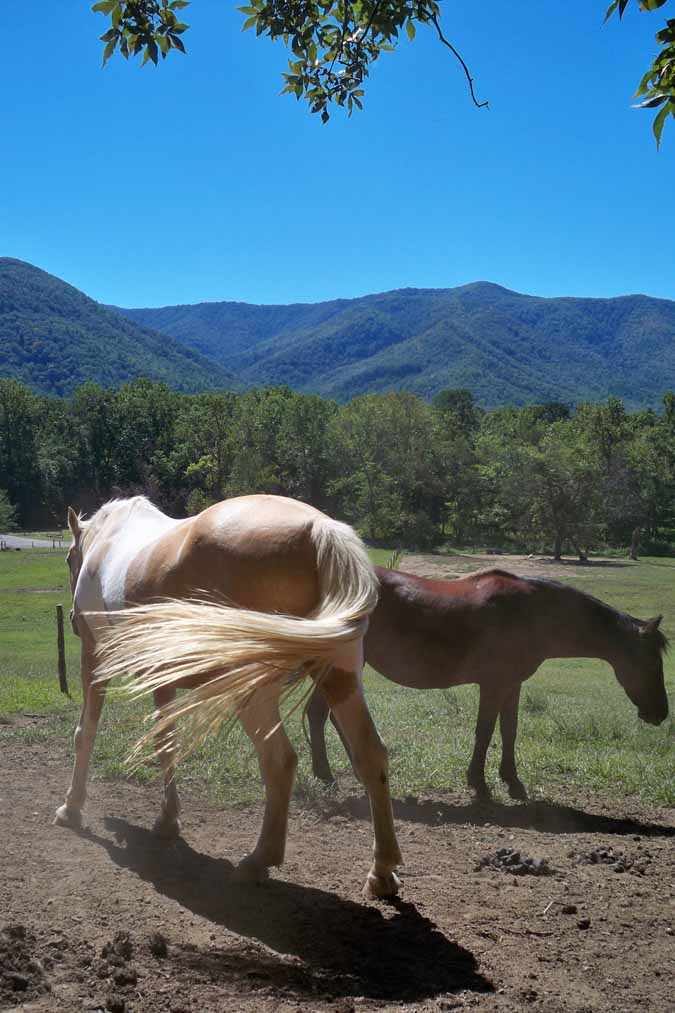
428;12;487;109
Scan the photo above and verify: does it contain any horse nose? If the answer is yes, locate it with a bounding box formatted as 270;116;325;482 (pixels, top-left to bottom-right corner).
640;703;668;726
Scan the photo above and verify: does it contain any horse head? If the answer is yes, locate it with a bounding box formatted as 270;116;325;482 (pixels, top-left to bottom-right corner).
66;506;85;594
614;615;669;726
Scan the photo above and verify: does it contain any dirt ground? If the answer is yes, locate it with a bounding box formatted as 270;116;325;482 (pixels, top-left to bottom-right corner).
1;734;674;1013
399;552;630;584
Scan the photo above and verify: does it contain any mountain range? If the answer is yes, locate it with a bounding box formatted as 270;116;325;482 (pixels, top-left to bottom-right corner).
0;259;237;396
2;258;675;407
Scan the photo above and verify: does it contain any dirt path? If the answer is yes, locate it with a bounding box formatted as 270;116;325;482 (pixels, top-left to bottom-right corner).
0;535;62;550
1;737;674;1013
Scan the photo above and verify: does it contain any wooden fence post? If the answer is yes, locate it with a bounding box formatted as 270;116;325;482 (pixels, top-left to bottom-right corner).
56;604;69;695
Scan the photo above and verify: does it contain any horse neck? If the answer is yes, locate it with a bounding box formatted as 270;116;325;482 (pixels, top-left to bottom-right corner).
83;499;173;560
545;586;626;667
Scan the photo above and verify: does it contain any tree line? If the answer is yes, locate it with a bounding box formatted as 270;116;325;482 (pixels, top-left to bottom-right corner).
1;378;674;557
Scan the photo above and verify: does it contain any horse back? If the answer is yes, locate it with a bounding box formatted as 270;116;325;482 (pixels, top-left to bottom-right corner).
367;566;541;688
125;495;321;616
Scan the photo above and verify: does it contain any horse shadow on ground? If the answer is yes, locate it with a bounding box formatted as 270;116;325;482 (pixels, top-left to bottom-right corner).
324;794;675;838
79;817;492;1003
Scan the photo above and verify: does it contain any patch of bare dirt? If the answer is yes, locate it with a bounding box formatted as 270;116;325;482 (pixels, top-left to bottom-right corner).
400;552;633;583
1;738;674;1012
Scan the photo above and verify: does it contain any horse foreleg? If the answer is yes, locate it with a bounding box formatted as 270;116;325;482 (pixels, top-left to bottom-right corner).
306;686;334;783
467;685;501;800
54;640;105;828
498;684;528;801
235;686;297;884
153;687;182;838
326;667;402;899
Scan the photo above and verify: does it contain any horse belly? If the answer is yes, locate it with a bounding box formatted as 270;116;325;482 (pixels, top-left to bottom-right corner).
365;625;466;690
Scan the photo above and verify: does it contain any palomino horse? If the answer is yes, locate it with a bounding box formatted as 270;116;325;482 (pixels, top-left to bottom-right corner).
55;495;402;898
307;566;669;799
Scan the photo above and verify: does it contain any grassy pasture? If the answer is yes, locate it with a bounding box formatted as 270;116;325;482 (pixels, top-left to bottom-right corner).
1;547;673;807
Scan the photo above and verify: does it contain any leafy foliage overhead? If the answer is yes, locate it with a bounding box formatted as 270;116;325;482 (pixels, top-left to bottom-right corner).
605;0;675;145
92;0;674;138
91;0;486;121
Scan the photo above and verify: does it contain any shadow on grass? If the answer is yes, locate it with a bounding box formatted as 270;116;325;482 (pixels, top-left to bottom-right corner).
74;816;492;1003
325;794;675;838
537;558;633;569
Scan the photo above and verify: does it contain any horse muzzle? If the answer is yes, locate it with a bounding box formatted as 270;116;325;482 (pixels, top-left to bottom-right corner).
70;608;81;638
638;705;668;726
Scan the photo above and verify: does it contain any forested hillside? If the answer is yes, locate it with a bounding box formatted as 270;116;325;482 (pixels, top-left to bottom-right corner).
117;283;675;408
0;259;238;396
4;259;675;408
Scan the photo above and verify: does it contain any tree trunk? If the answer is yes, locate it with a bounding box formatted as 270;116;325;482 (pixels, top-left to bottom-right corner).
629;526;641;561
553;534;562;561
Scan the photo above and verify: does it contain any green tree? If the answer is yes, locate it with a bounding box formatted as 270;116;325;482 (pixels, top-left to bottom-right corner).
226;387;336;508
0;380;42;527
329;392;454;546
0;489;17;531
476;408;604;559
161;391;238;511
111;379;180;497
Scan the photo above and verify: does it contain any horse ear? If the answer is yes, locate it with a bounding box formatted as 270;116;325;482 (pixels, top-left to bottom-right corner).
67;507;81;539
642;615;663;635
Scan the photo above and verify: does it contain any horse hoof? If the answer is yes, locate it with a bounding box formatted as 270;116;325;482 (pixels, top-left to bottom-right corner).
471;785;492;803
53;804;82;829
507;781;528;802
232;855;270;886
363;870;401;899
153;815;181;840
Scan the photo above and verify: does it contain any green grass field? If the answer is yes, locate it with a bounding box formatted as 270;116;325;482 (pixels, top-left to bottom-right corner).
1;547;673;807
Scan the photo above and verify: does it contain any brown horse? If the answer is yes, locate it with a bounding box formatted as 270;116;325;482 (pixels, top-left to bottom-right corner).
55;495;402;897
307;566;669;800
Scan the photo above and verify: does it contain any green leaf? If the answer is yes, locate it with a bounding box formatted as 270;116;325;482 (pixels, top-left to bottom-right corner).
92;0;117;14
653;99;673;147
142;39;159;66
241;15;257;31
604;0;620;23
632;92;669;109
102;38;117;66
406;19;416;41
168;33;186;53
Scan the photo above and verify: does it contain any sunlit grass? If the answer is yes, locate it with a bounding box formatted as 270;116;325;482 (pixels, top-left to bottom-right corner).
1;548;674;807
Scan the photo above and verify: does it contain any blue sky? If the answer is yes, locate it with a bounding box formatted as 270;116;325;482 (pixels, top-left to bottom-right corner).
2;2;673;307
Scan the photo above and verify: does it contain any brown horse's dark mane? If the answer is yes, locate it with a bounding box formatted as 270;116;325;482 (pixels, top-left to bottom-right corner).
523;574;669;657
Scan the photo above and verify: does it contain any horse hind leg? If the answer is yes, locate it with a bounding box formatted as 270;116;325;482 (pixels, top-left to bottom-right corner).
54;641;105;828
306;685;334;783
498;684;528;802
152;687;182;838
234;685;298;884
324;661;402;899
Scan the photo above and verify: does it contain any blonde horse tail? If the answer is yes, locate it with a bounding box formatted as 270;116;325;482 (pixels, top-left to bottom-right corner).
92;516;378;763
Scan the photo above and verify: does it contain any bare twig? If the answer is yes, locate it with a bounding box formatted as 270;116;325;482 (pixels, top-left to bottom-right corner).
429;12;488;109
